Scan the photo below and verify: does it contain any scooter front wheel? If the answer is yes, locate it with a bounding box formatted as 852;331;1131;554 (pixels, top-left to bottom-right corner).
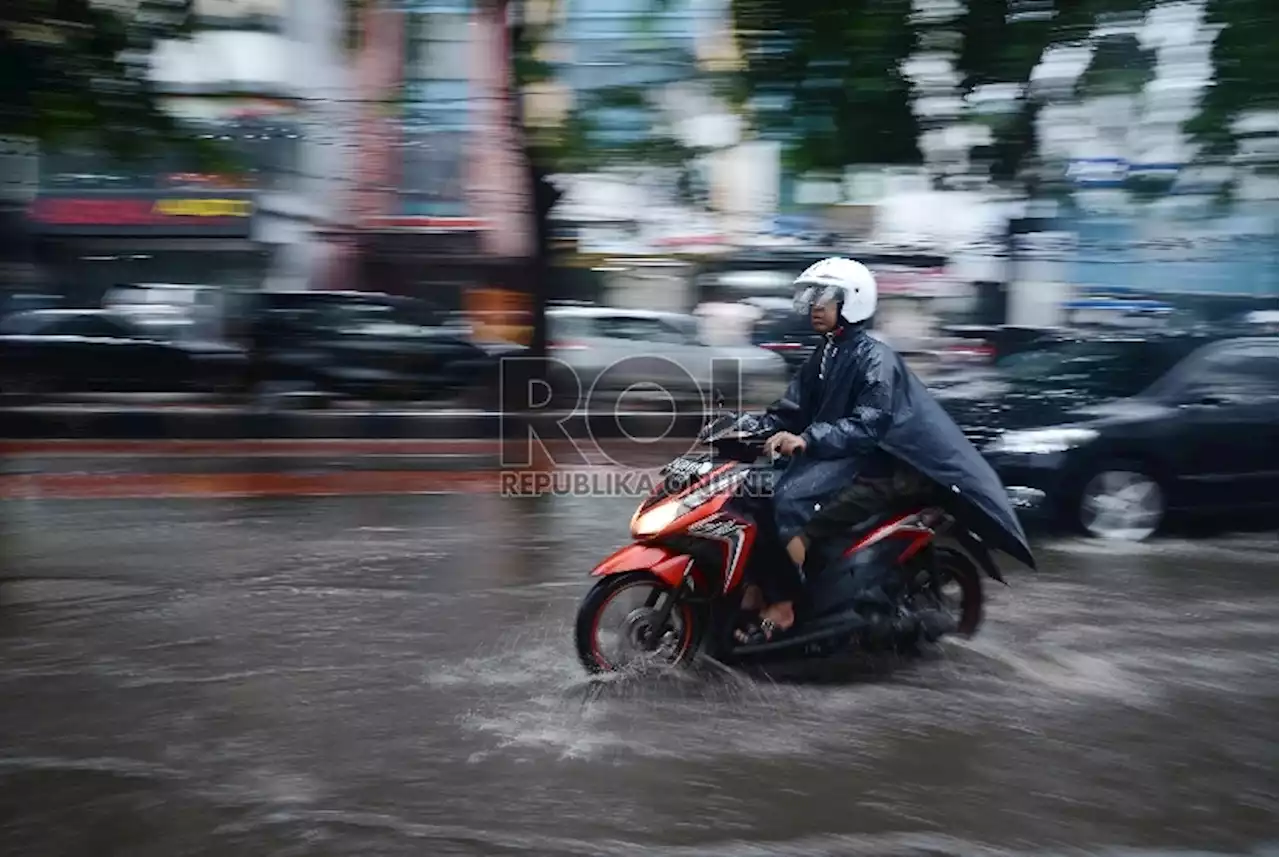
575;571;700;674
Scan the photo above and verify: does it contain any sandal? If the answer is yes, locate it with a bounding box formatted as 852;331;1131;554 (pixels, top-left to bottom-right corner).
732;610;761;644
735;618;793;646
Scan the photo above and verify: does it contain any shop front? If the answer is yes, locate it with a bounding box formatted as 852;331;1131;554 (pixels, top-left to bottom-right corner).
27;191;268;308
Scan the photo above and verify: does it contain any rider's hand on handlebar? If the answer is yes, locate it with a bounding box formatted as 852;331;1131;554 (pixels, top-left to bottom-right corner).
765;431;807;458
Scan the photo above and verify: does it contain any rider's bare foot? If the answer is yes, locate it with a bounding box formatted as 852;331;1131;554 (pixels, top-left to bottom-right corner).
733;599;796;644
733;586;766;644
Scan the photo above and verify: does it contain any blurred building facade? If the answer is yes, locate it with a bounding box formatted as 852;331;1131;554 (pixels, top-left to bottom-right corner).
24;0;306;305
556;0;712;146
340;0;500;305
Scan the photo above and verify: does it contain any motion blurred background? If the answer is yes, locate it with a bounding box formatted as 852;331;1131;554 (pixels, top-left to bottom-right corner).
0;0;1275;374
0;4;1277;857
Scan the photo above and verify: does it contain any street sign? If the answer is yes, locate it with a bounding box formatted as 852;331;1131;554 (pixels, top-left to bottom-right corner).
28;192;256;237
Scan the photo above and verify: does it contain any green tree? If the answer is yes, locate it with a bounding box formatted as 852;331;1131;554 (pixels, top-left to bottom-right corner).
952;0;1153;185
513;2;703;175
0;0;199;158
505;0;710;377
0;1;221;296
730;0;921;173
1185;0;1278;159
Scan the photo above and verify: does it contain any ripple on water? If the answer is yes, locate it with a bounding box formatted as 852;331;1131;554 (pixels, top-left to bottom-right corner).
1040;533;1279;562
426;615;1218;766
207;809;1280;857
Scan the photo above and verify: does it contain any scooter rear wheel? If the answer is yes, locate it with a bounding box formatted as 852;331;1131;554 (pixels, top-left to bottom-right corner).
575;572;700;674
930;547;984;637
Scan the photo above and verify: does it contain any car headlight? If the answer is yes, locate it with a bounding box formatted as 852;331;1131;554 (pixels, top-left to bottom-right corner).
985;427;1098;455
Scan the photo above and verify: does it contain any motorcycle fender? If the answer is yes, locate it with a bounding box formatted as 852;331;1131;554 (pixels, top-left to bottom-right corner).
953;529;1007;585
590;543;694;589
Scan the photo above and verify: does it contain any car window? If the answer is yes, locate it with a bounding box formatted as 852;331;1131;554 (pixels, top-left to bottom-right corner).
548;314;594;340
655;318;700;345
994;340;1179;398
51;315;136;339
262;305;320;327
596;315;690;345
1179;341;1279;399
751;313;814;344
0;313;45;334
317;301;401;334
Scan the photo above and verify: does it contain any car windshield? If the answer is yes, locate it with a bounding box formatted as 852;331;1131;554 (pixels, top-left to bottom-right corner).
751;313;812;344
994;340;1181;398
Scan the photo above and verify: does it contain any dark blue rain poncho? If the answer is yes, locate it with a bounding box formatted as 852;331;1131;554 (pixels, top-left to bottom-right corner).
760;325;1036;570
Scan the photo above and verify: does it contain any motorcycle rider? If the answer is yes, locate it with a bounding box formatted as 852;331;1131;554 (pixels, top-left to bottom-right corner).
735;257;937;644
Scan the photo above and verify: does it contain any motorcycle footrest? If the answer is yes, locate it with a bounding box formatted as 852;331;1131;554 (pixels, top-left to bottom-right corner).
730;608;870;656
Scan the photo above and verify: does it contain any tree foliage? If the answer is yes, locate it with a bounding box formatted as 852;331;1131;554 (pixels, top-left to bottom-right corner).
731;0;920;172
0;0;198;158
1186;0;1278;157
951;0;1154;183
512;2;700;175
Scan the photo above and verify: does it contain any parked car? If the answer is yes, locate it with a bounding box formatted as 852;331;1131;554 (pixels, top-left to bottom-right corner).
547;306;788;409
0;308;247;398
245;291;498;404
936;332;1279;539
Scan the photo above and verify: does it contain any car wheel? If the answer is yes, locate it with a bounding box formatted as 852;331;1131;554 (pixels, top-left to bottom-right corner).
1077;465;1165;541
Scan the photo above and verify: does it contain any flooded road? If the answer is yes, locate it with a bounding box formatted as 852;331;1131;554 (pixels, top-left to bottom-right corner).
0;494;1275;856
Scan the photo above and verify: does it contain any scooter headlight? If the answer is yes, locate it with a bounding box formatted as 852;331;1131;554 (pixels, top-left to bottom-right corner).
631;468;750;538
631;500;681;538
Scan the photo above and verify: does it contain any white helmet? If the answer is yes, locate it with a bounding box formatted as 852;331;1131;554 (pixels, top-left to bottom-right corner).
792;257;878;324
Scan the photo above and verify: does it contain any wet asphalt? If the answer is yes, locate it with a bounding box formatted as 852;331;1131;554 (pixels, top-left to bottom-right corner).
0;493;1275;857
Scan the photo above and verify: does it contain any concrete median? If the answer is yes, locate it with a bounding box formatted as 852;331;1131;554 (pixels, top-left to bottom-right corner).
0;402;745;499
0;405;721;442
0;436;702;500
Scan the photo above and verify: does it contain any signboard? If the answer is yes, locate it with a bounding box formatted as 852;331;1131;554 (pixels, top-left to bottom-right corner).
1066;158;1127;187
870;265;954;298
28;193;256;237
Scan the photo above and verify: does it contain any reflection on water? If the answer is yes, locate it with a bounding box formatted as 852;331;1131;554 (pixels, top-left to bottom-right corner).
0;497;1275;856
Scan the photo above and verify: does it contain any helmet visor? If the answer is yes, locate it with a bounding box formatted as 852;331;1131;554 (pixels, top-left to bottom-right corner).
792;282;841;314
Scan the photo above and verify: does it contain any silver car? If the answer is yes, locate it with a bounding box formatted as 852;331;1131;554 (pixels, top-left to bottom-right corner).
547;306;788;409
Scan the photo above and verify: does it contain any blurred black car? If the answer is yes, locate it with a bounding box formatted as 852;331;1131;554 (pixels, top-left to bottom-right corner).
935;332;1279;540
748;306;821;372
0;309;247;398
933;323;1068;369
245;291;498;404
